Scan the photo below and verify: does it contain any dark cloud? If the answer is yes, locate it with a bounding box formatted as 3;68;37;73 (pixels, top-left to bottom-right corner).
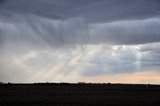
0;0;5;7
0;0;5;3
0;0;160;47
1;0;160;22
0;16;160;50
90;18;160;45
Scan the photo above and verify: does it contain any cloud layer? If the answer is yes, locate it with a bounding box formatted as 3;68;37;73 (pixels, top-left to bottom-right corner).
0;0;160;83
1;0;160;22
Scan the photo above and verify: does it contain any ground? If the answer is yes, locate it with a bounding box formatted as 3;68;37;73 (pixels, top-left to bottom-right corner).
0;83;160;106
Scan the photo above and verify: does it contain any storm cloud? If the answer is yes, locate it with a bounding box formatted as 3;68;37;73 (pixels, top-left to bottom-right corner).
0;0;160;46
0;0;160;83
1;0;160;22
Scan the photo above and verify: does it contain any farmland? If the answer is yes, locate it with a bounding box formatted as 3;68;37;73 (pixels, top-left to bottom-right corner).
0;83;160;106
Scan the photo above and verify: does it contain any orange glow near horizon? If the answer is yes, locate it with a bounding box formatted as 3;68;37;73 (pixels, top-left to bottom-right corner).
78;70;160;84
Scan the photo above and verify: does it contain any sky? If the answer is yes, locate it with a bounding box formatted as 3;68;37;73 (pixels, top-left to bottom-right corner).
0;0;160;84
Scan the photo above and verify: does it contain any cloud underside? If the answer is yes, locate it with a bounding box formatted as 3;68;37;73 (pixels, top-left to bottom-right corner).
0;0;160;46
1;16;160;47
0;0;160;83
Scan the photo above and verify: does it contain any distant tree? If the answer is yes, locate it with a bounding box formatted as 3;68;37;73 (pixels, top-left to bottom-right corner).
78;82;85;84
146;84;150;88
8;82;11;85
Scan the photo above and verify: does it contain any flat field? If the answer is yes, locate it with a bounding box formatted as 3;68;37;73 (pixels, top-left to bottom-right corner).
0;83;160;106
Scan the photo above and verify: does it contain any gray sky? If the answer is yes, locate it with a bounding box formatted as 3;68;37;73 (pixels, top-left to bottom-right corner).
0;0;160;83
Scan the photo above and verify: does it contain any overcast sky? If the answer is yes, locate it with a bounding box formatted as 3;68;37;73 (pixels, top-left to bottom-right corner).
0;0;160;83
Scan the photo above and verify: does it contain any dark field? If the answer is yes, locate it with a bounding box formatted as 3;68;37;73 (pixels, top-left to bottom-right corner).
0;83;160;106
